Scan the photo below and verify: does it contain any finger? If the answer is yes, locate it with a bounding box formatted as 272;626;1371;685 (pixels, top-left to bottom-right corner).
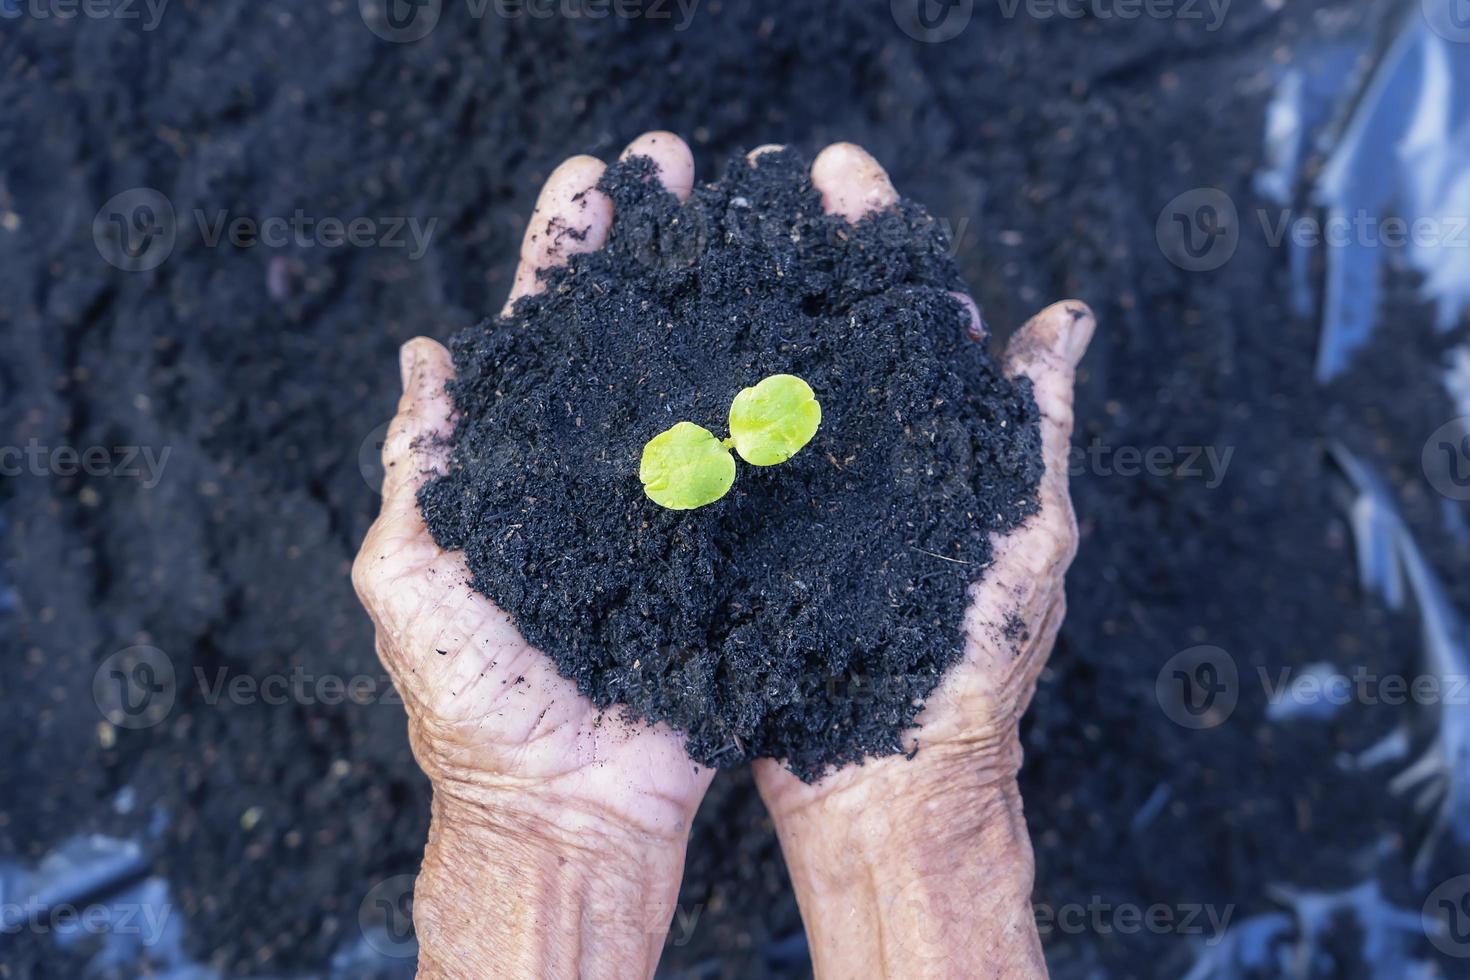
951;291;985;342
1003;300;1094;511
747;143;785;165
380;337;456;514
810;142;898;223
503;155;614;316
619;131;694;203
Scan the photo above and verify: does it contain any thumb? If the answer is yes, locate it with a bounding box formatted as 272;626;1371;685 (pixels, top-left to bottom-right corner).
1004;301;1094;510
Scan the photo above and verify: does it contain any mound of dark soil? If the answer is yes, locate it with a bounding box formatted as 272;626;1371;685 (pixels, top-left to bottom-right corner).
419;149;1042;780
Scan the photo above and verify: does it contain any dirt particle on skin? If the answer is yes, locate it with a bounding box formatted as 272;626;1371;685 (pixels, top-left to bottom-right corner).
1003;612;1031;650
420;149;1042;781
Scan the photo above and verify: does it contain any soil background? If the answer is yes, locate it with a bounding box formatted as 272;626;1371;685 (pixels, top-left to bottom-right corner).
2;0;1467;977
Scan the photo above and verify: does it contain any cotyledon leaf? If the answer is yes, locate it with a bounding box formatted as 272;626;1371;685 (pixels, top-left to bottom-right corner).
639;421;737;509
727;374;822;466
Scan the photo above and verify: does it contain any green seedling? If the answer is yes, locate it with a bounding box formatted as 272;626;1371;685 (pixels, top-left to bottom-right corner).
640;374;821;510
639;421;738;510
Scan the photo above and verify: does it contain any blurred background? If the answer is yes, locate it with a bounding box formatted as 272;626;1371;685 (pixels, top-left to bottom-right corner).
2;0;1469;976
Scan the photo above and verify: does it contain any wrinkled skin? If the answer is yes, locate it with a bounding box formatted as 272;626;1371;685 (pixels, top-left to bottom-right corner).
352;131;1092;978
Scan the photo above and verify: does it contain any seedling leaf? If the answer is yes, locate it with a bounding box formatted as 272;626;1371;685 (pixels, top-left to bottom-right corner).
640;421;736;510
728;374;821;466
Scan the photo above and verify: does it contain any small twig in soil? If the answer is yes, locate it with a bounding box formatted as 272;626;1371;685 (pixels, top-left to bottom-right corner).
910;546;969;565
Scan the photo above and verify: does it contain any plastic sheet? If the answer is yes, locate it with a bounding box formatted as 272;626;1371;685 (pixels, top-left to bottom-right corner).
1184;7;1470;974
1312;7;1470;381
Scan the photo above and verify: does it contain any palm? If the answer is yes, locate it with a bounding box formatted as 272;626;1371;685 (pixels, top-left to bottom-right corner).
354;135;720;840
354;378;713;839
755;299;1090;817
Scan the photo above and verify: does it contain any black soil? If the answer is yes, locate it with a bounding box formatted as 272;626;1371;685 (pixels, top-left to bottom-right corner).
6;1;1467;977
420;151;1042;780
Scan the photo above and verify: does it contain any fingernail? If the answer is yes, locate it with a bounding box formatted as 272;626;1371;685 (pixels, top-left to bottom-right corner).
1062;303;1096;365
1033;301;1094;367
399;342;420;392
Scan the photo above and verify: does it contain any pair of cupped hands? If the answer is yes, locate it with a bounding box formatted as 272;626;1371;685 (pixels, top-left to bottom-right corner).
353;132;1093;978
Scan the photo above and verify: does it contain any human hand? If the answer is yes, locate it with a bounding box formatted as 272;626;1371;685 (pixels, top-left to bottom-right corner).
750;143;1094;978
352;132;709;979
